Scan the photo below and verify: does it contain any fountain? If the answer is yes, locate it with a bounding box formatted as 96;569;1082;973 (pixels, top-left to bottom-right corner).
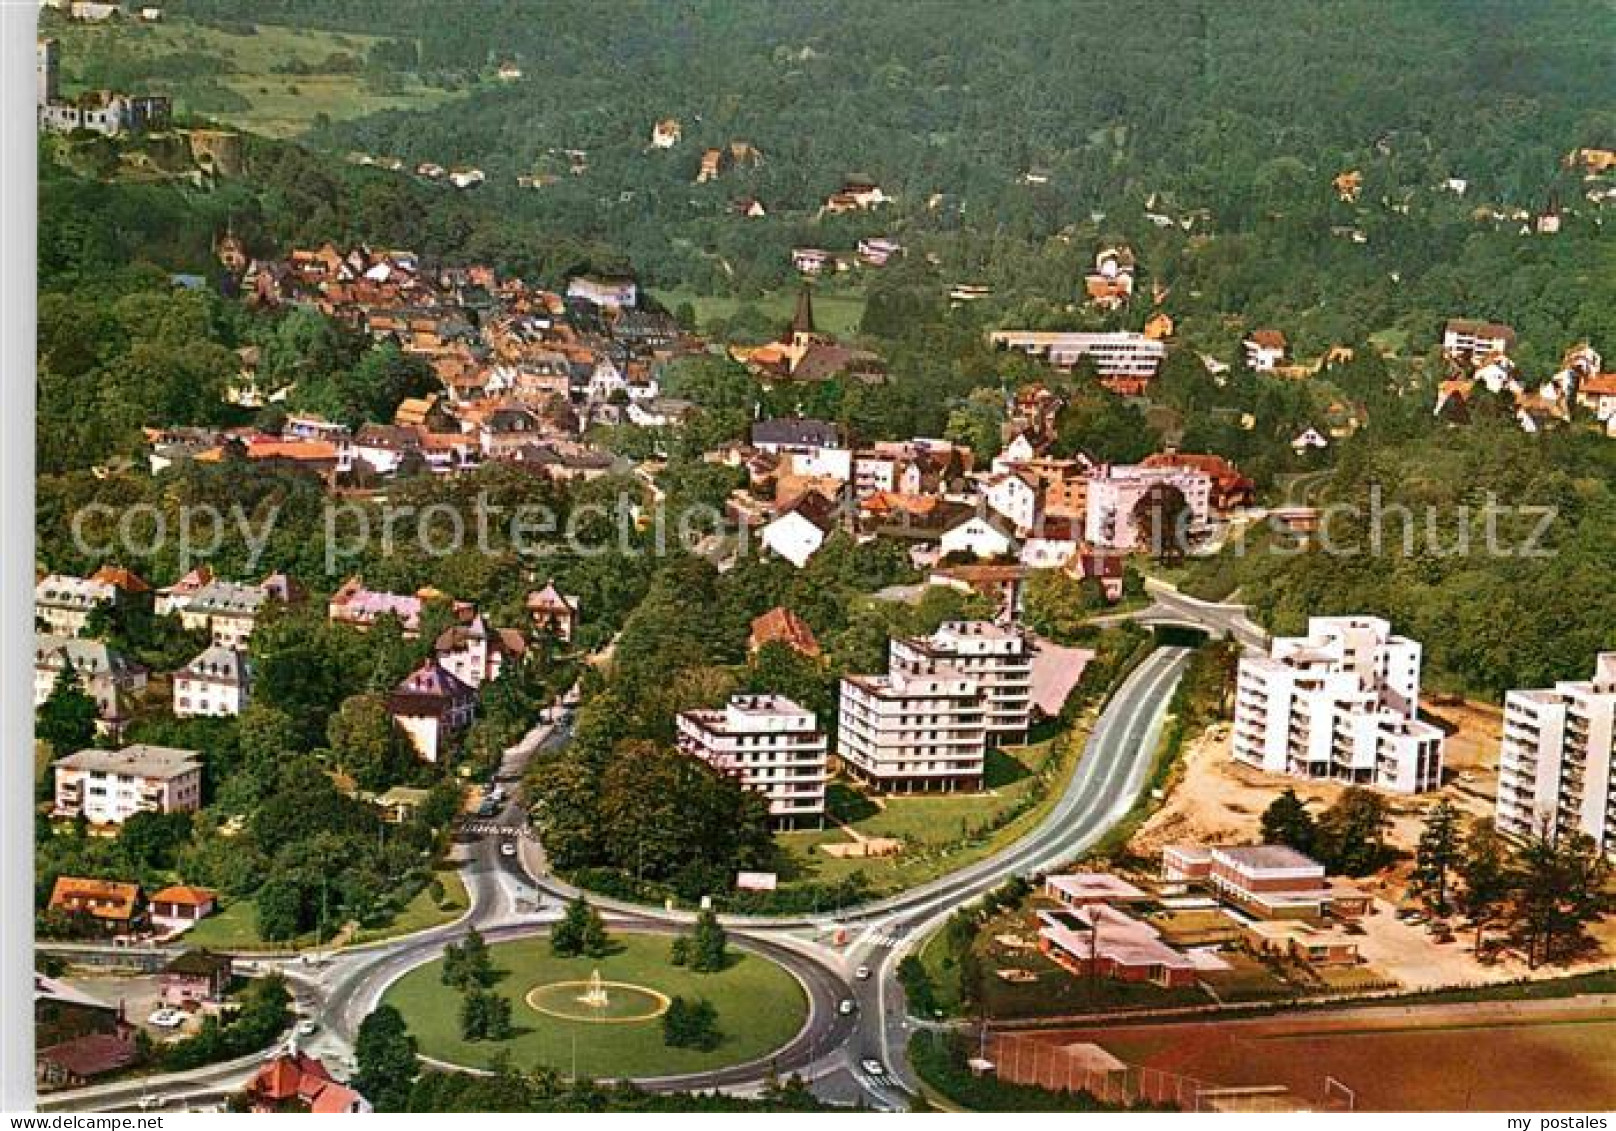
577;967;610;1010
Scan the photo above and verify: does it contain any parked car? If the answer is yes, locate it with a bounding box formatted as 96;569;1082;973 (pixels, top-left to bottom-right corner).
296;1019;319;1037
500;841;518;858
861;1058;886;1077
146;1008;185;1029
854;965;871;980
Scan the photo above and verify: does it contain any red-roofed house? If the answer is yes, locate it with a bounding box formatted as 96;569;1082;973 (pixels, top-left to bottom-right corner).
149;885;217;934
748;607;821;659
244;1052;371;1114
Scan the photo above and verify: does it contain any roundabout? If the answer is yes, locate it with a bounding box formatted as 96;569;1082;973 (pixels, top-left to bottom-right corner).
383;932;810;1080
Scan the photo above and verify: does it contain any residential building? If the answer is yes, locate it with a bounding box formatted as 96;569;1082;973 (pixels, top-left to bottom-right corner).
34;635;146;734
890;621;1033;743
1243;329;1287;371
1442;318;1517;365
434;615;526;689
148;885;218;935
1139;452;1255;511
939;512;1017;560
978;470;1041;534
54;745;203;825
46;878;144;935
244;1052;371;1114
172;645;252;718
1232;616;1445;793
170;578;273;647
388;658;476;764
1495;653;1616;850
837;671;987;792
987;330;1167;391
525;581;579;642
762;491;840;568
566;274;638;310
748;606;821;659
1084;463;1212;550
677;694;830;828
159;950;233;1008
35;974;136;1089
329;577;457;637
34;571;129;636
650;117;682;148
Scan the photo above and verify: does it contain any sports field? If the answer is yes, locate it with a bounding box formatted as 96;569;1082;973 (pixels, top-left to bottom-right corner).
384;933;808;1079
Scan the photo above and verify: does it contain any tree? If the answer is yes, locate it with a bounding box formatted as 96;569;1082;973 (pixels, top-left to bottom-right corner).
459;987;512;1041
1314;788;1391;876
688;907;728;973
118;810;194;873
327;693;407;790
443;926;496;989
354;1004;418;1111
661;996;721;1050
1511;826;1609;968
1409;799;1463;913
36;668;99;755
1130;483;1190;563
1456;818;1513;954
1259;788;1317;857
551;894;609;958
255;876;310;942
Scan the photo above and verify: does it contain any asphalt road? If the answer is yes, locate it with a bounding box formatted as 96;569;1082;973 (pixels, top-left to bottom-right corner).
47;643;1195;1113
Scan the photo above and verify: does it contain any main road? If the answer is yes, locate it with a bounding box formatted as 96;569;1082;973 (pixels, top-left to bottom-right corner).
45;644;1193;1113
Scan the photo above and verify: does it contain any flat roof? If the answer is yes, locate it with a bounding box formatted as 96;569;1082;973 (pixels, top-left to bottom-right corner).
57;744;201;780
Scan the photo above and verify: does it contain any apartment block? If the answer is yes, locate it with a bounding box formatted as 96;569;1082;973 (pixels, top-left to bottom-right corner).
1084;463;1213;550
1495;653;1616;850
837;672;987;792
53;745;203;825
1232;616;1444;793
889;620;1033;743
676;694;829;828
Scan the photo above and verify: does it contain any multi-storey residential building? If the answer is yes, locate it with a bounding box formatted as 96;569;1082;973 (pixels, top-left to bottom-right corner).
890;621;1033;743
34;635;146;733
1084;463;1213;550
837;672;987;793
53;745;203;825
172;645;252;718
387;658;476;763
677;695;829;828
1441;318;1516;365
175;579;271;648
987;330;1167;390
1232;616;1444;793
1495;653;1616;849
35;574;118;636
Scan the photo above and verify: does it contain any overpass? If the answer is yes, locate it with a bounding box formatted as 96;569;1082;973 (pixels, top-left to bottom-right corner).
1106;578;1271;652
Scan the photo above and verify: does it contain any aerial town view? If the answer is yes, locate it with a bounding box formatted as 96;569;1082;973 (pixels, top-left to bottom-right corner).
8;0;1616;1120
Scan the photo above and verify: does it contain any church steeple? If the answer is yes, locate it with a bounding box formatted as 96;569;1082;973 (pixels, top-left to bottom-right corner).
790;283;817;336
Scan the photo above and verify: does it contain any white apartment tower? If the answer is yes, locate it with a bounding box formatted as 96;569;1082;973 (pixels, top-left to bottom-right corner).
889;620;1033;743
1495;653;1616;850
677;694;830;828
1232;616;1444;793
837;672;988;793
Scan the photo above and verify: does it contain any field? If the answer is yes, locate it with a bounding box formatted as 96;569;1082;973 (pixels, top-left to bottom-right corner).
383;933;808;1079
650;286;868;339
1015;999;1616;1111
45;15;457;137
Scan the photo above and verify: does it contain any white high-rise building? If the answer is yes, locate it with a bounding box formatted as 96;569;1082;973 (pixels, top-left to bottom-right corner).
889;621;1033;743
1495;654;1616;850
677;695;829;828
837;672;987;793
1232;616;1444;794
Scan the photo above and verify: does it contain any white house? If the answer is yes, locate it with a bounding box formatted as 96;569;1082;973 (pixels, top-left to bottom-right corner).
172;645;252;718
1243;330;1287;372
53;745;203;825
940;513;1017;560
979;471;1040;533
762;493;839;569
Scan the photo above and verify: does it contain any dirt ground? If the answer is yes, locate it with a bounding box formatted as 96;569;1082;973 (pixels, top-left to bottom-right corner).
1133;700;1502;870
59;970;195;1042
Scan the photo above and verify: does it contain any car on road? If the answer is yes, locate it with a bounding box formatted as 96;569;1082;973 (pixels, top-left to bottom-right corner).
296;1019;319;1037
860;1058;886;1077
838;998;856;1015
854;965;871;980
146;1008;185;1029
499;841;518;858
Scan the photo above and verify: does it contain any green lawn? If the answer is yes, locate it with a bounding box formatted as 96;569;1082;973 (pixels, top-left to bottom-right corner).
776;730;1081;896
650;286;868;338
45;16;458;137
384;933;807;1079
186;865;468;952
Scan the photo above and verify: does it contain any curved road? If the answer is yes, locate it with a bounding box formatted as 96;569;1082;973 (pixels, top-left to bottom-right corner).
47;644;1192;1113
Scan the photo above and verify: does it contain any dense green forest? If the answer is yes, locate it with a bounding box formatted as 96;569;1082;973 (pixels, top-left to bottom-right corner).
156;0;1616;371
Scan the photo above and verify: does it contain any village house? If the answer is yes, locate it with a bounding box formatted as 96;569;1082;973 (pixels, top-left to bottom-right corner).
1139;451;1255;511
388;658;476;764
329;577;468;637
650;117;682;148
34;635;145;736
47;878;144;936
244;1052;371;1114
54;745;203;825
526;581;580;642
434;615;526;689
1441;318;1516;366
159;950;233;1008
977;469;1041;534
857;237;903;267
939;512;1018;560
173;644;252;718
35;567;148;637
762;490;841;568
148;885;218;935
1083;245;1135;310
35;974;137;1089
823;174;891;213
748;606;822;659
1243;328;1288;372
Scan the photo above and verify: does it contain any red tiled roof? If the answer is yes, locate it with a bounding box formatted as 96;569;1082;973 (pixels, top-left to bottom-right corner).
150;885;216;907
749;607;821;658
